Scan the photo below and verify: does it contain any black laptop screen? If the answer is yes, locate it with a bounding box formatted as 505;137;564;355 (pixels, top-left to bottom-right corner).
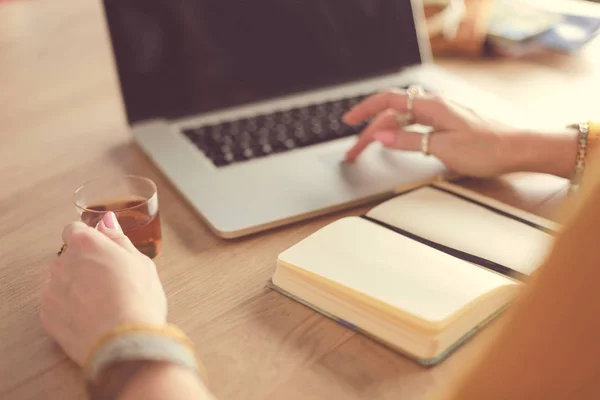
102;0;423;124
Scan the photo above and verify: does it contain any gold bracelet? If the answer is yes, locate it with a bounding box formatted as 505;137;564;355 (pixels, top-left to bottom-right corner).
587;121;600;153
567;122;589;193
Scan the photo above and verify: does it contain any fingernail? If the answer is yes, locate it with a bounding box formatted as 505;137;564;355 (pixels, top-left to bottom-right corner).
103;212;122;232
373;131;397;146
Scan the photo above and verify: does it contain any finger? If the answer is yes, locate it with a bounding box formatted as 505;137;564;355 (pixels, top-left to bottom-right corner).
62;218;131;255
371;129;423;152
345;109;399;162
61;221;90;247
343;89;404;125
100;211;122;233
96;212;137;253
343;90;443;127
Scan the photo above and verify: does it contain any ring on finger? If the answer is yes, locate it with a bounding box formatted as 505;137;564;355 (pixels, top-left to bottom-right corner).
406;84;425;119
421;131;431;156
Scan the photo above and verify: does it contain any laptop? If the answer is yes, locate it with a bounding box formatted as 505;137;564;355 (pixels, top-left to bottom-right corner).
101;0;520;238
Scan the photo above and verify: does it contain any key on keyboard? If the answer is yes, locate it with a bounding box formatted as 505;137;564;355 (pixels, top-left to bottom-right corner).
181;93;370;167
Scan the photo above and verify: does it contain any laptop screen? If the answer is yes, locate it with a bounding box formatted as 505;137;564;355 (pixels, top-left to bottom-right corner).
103;0;423;124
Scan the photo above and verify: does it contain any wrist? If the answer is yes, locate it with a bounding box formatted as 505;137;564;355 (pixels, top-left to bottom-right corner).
88;361;207;400
120;362;207;400
87;360;149;400
503;127;578;178
85;323;206;399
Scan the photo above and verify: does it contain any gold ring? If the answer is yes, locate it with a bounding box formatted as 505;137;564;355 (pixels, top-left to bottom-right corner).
406;84;425;116
57;244;67;256
421;131;431;156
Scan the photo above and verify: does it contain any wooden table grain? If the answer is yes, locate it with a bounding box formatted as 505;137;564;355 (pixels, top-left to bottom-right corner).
0;1;597;399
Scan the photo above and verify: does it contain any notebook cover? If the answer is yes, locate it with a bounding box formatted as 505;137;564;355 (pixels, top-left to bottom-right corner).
268;279;509;367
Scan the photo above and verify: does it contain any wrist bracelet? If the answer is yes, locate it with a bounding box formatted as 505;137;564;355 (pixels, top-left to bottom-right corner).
567;122;589;193
587;121;600;152
85;324;206;384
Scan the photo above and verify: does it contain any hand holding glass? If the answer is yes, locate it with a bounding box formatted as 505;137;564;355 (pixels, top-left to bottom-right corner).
73;175;162;258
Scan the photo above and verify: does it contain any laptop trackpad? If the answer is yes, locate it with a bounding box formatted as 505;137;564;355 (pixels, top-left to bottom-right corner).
318;147;445;188
318;149;398;186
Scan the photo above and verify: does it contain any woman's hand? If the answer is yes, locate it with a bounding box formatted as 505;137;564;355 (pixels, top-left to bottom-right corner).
343;89;538;178
41;212;167;366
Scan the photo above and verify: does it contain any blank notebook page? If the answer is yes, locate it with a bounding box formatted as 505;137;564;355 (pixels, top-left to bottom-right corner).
366;187;554;276
278;216;516;324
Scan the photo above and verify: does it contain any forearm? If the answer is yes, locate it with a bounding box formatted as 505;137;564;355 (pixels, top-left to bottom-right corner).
505;127;578;178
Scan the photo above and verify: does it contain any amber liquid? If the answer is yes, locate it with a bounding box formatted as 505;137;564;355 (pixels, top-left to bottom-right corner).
81;198;162;259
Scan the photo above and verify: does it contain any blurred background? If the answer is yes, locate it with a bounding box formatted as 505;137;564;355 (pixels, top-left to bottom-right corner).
426;0;600;58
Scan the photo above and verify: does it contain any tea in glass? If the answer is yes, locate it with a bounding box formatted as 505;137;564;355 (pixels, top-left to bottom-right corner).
73;175;162;258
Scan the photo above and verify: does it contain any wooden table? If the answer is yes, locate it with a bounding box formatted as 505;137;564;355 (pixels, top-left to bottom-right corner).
1;1;597;399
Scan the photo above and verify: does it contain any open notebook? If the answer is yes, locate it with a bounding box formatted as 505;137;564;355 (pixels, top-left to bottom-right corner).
270;182;558;365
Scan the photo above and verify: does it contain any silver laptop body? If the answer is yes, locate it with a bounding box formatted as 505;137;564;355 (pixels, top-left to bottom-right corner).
102;0;520;238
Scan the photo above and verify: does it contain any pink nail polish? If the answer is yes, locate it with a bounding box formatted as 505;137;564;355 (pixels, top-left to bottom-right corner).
103;212;121;231
373;131;396;146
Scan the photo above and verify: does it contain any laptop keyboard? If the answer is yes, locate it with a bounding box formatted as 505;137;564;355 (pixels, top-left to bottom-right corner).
181;92;375;167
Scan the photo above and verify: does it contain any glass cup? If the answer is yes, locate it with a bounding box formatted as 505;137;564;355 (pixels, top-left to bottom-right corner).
73;175;162;258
